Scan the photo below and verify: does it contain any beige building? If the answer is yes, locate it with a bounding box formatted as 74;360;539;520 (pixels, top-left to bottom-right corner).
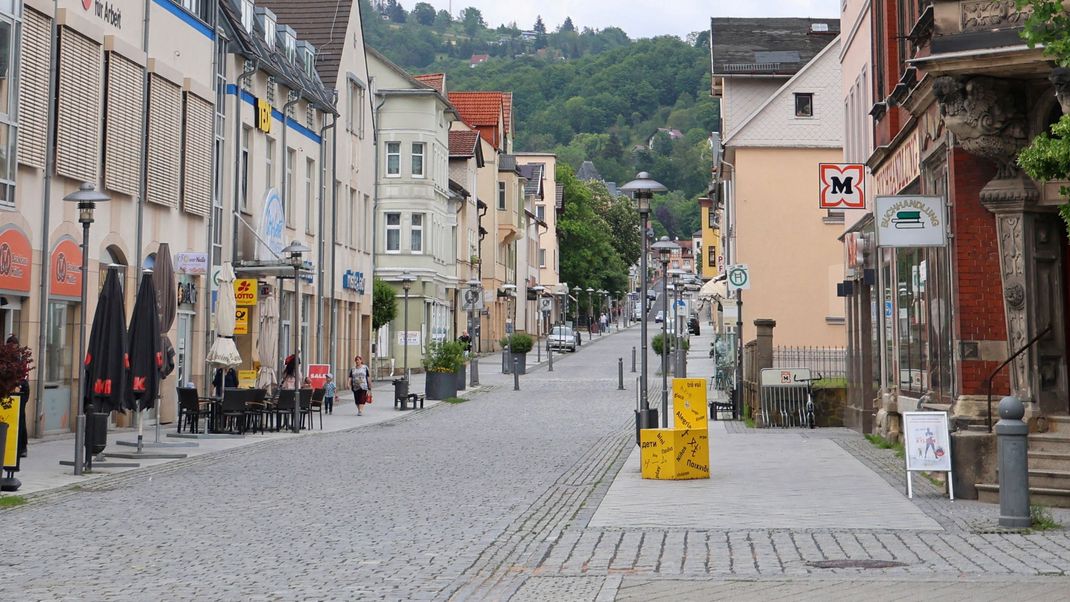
713;18;845;346
516;152;560;329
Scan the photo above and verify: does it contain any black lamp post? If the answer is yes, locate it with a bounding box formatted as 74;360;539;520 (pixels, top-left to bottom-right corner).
400;272;416;382
282;240;310;432
532;284;545;362
64;183;111;475
571;285;581;326
652;236;680;428
621;172;667;440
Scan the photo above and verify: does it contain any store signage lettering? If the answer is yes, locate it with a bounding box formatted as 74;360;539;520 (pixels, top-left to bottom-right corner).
234;307;249;335
873;130;920;196
82;0;123;29
234;279;258;306
50;238;83;299
0;227;32;293
257;98;272;133
819;163;866;209
875;195;948;248
257;189;285;260
342;270;365;293
174;252;208;275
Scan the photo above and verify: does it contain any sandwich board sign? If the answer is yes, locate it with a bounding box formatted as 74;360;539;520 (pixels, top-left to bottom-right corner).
819;163;866;209
902;411;954;500
875;196;947;247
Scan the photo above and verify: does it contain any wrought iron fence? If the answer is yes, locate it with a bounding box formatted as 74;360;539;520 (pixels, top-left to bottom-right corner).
773;346;846;380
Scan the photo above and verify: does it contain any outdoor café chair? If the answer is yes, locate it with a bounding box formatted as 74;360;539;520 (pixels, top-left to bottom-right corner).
220;388;248;434
308;388;325;430
276;389;297;431
299;388;315;430
177;387;211;433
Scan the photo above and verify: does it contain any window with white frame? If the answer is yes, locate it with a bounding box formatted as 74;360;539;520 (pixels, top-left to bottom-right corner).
265;136;275;192
535;204;545;221
539;248;546;268
349;188;357;247
0;12;18;208
285;148;295;228
364;194;372;249
348;79;365;138
411;142;425;178
386;142;400;176
497;181;506;210
241;0;254;32
305;158;315;235
411;213;424;253
385;212;400;252
239;126;251;211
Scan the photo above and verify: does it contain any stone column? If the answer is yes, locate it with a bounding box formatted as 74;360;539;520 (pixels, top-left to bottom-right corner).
754;319;776;372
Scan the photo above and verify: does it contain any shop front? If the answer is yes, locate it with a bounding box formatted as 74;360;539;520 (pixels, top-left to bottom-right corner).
42;237;83;434
839;222;879;433
0;226;32;342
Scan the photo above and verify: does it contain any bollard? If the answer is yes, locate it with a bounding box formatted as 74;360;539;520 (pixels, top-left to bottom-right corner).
470;357;480;386
631;347;636;373
513;357;521;391
74;414;85;475
548;340;554;372
618;358;624;390
996;395;1031;528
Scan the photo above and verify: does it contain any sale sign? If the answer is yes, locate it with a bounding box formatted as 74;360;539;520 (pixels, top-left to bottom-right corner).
819;163;866;209
307;364;331;390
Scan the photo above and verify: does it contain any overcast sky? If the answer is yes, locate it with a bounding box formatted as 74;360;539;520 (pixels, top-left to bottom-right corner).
405;1;842;39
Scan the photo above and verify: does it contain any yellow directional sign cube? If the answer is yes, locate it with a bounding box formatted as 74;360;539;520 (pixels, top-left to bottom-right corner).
640;428;710;480
673;378;707;430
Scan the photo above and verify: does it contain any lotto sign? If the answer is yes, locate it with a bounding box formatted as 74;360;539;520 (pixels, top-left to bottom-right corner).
726;264;749;292
234;279;258;306
819;163;866;209
234;307;250;335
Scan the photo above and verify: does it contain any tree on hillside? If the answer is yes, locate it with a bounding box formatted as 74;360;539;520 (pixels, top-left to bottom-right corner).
560;17;575;33
461;7;485;36
412;2;436;26
534;15;548;50
385;0;406;23
434;9;452;28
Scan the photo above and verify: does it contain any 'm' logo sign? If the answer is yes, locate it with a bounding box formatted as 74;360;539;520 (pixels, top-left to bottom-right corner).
819;164;866;210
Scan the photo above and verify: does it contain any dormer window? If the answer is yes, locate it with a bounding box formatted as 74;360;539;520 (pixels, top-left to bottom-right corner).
240;0;254;33
277;25;296;63
255;7;276;49
811;22;829;33
297;41;316;77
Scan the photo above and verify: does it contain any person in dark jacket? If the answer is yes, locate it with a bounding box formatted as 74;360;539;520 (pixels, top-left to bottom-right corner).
6;335;29;459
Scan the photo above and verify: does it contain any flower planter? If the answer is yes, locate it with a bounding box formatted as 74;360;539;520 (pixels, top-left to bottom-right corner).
425;370;458;400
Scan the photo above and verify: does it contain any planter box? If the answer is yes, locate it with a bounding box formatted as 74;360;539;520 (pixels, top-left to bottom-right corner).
425;371;458;400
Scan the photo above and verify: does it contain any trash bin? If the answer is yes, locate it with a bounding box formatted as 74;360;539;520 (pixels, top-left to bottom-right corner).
86;412;109;456
392;378;409;404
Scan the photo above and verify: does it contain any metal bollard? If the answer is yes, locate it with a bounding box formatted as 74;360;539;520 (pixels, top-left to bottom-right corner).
74;414;85;476
513;357;521;391
996;395;1031;528
470;357;480;387
618;358;624;390
548;340;554;372
631;347;636;373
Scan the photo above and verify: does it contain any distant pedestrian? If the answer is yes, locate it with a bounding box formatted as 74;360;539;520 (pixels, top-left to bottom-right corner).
349;355;371;416
323;374;336;415
600;313;608;332
458;331;472;356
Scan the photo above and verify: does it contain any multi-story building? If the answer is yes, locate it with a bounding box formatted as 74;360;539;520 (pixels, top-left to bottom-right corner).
367;47;458;370
447;124;485;346
711;17;846;347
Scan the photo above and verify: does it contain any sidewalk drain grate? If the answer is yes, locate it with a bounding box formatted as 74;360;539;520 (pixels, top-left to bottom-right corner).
807;559;906;569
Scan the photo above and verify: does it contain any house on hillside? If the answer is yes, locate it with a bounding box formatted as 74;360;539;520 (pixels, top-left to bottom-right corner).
711;17;844;348
647;127;684;149
470;54;489;67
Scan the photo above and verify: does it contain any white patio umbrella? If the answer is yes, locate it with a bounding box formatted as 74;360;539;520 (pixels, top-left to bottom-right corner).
206;262;242;367
255;292;278;392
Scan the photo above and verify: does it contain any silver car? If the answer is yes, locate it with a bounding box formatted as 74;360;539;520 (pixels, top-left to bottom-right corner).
549;325;578;352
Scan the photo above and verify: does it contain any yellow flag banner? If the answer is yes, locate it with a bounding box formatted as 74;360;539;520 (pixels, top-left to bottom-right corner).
0;396;20;469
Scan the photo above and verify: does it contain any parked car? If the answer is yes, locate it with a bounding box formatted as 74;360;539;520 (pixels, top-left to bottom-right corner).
654;310;664;323
688;317;700;335
549;325;578;352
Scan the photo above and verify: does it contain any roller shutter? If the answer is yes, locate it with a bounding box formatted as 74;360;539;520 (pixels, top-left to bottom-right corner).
55;28;102;182
17;9;50;169
146;74;182;208
182;92;213;217
103;53;143;197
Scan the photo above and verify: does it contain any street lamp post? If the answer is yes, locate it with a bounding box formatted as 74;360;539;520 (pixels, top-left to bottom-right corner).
571;285;581;327
652;236;680;428
585;287;594;337
667;269;683;376
282;240;310;433
532;285;545;362
399;272;416;383
621;172;667;440
64;183;111;475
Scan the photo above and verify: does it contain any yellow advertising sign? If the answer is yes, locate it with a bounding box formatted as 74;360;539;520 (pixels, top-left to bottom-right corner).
0;396;20;468
672;378;708;429
234;307;250;335
256;98;272;133
238;370;257;388
234;279;258;306
640;428;709;480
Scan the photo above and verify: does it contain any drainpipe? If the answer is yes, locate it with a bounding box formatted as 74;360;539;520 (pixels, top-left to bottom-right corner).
203;6;220;394
317;110;336;364
328;99;340;369
33;1;60;437
232;60;257;262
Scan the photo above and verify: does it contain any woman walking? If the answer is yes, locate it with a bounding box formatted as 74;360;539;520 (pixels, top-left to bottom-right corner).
349;355;371;416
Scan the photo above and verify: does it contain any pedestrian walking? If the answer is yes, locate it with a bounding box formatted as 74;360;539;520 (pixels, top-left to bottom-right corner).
600;313;608;332
349;355;371;416
281;355;298;390
323;373;336;414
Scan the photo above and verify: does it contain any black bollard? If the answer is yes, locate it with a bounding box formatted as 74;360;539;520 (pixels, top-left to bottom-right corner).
471;357;480;386
513;357;520;391
548;339;554;372
631;347;636;373
618;358;624;390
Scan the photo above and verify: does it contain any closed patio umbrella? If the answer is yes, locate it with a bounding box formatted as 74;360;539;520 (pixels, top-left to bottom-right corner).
153;243;177;443
206;262;241;367
84;267;128;415
256;292;278;392
126;271;162;452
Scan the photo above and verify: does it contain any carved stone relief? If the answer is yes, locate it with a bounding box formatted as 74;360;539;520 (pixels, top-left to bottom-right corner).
961;1;1031;32
996;214;1030;400
932;76;1030;179
1050;68;1070;116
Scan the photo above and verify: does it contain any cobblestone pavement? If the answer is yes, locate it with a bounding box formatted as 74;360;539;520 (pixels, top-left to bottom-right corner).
5;326;1070;601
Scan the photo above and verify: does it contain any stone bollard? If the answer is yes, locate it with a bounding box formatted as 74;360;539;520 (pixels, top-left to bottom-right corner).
470;358;480;387
513;357;521;391
996;395;1031;529
618;358;624;390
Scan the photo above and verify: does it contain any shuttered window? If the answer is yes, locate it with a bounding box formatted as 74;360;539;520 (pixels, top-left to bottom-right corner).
182;92;213;217
18;9;50;169
103;53;144;196
146;74;182;208
55;28;102;182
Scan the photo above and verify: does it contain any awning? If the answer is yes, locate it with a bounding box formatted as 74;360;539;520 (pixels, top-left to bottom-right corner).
699;277;728;299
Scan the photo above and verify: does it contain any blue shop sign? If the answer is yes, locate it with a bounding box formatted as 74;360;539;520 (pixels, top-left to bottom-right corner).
257;189;285;260
342;270;365;294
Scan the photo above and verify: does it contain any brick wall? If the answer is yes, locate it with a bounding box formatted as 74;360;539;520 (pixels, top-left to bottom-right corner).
949;147;1009;395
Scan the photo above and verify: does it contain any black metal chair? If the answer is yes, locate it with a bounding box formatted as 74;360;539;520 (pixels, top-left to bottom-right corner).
299;388;314;430
220;388;248;434
177;387;211;433
275;389;297;431
308;388;325;430
244;388;269;434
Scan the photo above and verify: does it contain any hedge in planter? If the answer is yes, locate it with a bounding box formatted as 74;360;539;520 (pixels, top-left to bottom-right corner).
424;341;464;400
651;333;689;356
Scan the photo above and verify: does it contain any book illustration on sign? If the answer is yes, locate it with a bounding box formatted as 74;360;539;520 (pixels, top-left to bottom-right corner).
891;210;924;229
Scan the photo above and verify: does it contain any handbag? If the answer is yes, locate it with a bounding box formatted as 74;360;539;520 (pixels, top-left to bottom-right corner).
366;392;373;404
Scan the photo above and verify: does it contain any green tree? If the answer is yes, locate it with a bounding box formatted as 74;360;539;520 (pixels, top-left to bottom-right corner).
434;9;452;29
534;15;548;50
384;0;406;22
461;7;485;37
372;277;398;333
560;17;575;33
411;2;436;26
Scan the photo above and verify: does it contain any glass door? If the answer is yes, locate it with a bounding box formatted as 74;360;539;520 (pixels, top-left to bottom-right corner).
43;301;75;433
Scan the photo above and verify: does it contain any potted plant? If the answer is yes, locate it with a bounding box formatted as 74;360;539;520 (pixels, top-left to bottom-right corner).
423;341;464;400
504;333;533;375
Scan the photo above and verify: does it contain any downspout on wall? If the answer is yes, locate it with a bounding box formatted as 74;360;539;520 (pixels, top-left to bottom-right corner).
316;109;336;364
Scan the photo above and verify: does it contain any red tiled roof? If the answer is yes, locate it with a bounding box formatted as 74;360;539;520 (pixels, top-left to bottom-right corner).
449;130;480;158
448;91;505;148
414;73;445;95
501;92;513;134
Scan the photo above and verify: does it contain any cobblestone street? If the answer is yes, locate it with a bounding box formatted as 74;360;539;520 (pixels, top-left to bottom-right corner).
4;326;1070;601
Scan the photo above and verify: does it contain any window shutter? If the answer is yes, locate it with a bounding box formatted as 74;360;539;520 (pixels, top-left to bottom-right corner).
103;53;144;196
146;74;182;208
182;92;213;217
56;28;102;182
18;9;51;169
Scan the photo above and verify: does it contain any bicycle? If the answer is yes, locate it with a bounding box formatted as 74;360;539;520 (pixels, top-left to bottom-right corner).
792;372;823;429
